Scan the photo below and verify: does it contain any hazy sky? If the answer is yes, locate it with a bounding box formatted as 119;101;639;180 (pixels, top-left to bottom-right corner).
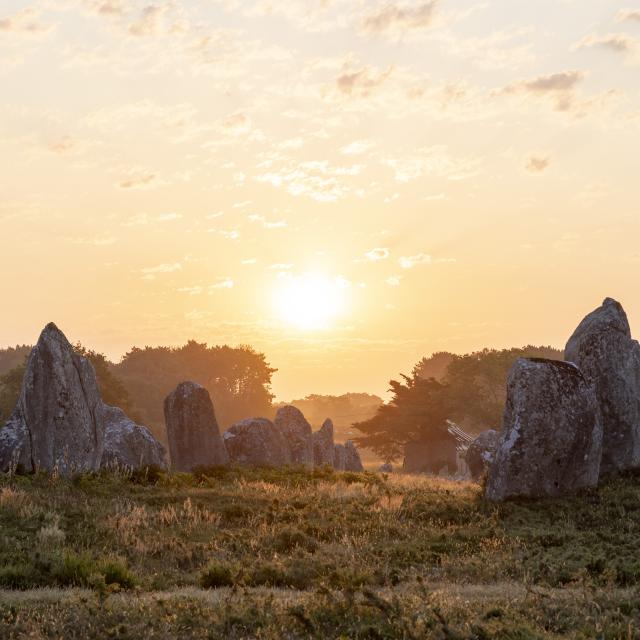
1;0;640;400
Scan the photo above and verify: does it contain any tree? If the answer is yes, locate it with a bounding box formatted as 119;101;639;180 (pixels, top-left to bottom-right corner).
73;343;137;418
353;344;563;460
114;341;276;432
0;364;26;423
353;375;451;461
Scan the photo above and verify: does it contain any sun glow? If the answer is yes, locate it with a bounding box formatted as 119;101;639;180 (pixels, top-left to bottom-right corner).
274;273;348;331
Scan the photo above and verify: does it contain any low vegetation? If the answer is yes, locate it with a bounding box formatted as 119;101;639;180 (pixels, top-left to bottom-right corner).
1;466;640;638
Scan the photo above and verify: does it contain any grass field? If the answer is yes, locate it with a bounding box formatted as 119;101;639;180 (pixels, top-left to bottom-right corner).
1;466;640;638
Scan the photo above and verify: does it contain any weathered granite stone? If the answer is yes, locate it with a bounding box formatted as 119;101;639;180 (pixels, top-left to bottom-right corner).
164;382;229;471
344;440;364;472
486;358;602;502
223;418;291;466
466;430;500;480
333;443;346;471
312;418;335;466
274;405;314;466
0;323;105;475
378;463;394;473
101;405;167;471
565;297;640;474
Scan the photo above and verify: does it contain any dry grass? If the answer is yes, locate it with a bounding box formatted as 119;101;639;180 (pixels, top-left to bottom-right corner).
1;466;640;637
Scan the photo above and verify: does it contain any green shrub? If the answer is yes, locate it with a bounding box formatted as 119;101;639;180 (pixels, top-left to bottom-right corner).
199;561;235;588
98;557;136;589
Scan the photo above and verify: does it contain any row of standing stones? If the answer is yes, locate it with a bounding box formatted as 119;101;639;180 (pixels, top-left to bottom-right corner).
467;297;640;501
0;323;363;476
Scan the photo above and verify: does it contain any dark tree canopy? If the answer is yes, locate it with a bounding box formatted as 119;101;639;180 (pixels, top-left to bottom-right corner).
0;345;31;377
354;345;562;460
353;375;452;461
114;340;276;433
0;343;136;425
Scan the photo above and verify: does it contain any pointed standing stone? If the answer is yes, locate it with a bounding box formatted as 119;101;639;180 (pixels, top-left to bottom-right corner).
0;323;105;476
565;298;640;474
313;418;335;466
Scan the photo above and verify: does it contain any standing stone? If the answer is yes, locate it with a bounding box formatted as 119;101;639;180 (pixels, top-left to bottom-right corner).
333;444;346;471
466;430;500;480
0;323;105;476
486;358;602;502
344;440;364;472
274;405;314;466
101;405;167;471
313;418;335;466
565;298;640;475
164;382;229;471
223;418;291;466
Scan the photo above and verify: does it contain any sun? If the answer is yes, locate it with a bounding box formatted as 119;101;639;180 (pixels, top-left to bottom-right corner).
273;273;347;331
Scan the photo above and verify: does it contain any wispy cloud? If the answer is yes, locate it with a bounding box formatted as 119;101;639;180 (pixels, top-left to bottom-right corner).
361;247;390;262
526;155;551;174
361;1;439;36
0;7;53;35
118;171;158;190
248;213;287;229
399;253;431;269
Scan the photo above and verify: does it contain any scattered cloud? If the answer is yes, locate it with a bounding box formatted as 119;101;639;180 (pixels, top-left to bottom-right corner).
576;33;637;54
362;247;390;262
210;278;234;290
399;253;431;269
341;140;375;155
385;275;402;286
499;70;586;112
141;262;182;279
361;1;439;36
157;212;183;222
248;213;287;229
118;171;158;190
0;7;52;35
526;155;551;174
335;65;393;98
617;9;640;23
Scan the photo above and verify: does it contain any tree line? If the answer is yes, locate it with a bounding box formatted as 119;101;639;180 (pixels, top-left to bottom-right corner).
353;346;562;462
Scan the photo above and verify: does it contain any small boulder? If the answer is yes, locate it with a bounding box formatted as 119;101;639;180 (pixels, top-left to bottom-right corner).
164;382;229;471
224;418;292;466
565;298;640;474
0;323;105;475
101;405;167;471
274;405;314;466
378;463;393;473
486;358;602;502
466;430;500;480
333;443;346;471
344;440;364;472
312;418;335;466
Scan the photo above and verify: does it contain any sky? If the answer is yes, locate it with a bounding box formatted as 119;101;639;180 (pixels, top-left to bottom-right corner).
1;0;640;400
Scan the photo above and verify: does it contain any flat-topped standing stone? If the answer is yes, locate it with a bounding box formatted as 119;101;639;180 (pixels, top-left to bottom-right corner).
565;298;640;475
486;358;602;502
223;418;291;466
312;418;335;466
101;405;167;471
164;382;229;471
344;440;364;472
274;405;314;466
466;430;500;480
0;323;105;476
